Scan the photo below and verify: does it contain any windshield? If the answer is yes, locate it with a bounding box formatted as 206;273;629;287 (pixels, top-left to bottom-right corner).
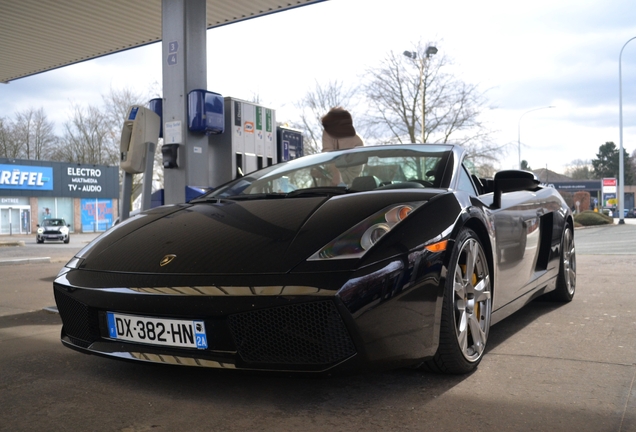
198;145;452;200
43;219;66;227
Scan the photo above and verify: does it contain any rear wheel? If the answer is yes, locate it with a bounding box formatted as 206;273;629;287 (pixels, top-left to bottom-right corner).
546;224;575;302
421;228;492;374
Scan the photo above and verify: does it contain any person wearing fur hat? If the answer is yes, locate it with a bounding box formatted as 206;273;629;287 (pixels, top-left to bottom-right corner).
319;107;365;185
321;107;364;152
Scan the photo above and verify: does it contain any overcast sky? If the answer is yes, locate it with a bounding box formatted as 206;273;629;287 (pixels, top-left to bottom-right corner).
3;0;636;173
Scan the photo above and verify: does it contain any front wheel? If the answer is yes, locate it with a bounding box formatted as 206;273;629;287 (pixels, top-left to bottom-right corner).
64;236;70;244
421;228;492;374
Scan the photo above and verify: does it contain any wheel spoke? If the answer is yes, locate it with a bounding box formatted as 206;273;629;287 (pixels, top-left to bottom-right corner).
454;266;466;298
468;314;486;354
473;275;491;302
567;268;576;286
465;241;477;279
457;310;468;353
474;291;491;304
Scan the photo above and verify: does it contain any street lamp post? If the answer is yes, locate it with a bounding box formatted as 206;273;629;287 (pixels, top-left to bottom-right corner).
403;46;437;143
517;106;555;169
618;37;636;225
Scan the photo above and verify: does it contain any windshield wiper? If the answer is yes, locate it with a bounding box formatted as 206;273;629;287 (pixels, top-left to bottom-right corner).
193;187;348;203
191;193;286;203
285;187;349;198
217;193;288;201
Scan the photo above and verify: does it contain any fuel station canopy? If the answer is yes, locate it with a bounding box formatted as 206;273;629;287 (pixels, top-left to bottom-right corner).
0;0;324;83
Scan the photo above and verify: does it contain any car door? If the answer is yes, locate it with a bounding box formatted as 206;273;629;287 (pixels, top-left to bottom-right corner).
490;186;556;310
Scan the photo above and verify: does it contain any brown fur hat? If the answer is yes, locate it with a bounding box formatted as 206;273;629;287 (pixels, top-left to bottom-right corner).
321;107;356;138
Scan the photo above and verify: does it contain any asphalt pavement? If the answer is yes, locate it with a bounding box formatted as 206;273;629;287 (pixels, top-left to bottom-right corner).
0;232;100;266
0;223;634;431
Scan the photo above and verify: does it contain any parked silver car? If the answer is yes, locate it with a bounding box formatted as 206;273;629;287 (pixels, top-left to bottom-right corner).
36;218;70;243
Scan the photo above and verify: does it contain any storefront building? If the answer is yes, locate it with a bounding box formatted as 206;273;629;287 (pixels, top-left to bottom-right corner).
548;180;635;211
0;158;119;235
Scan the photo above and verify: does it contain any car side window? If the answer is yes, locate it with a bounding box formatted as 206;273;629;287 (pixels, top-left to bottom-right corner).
457;165;478;196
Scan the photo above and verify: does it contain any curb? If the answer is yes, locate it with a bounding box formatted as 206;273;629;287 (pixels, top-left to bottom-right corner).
0;241;25;247
0;257;51;266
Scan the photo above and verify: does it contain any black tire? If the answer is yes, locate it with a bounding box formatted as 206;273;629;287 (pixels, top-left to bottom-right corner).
64;236;70;244
421;228;492;374
546;224;576;302
36;237;44;244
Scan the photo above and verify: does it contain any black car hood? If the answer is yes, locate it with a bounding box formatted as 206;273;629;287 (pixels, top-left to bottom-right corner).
77;190;441;275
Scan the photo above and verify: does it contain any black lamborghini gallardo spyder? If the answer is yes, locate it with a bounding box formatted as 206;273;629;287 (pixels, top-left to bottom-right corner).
54;144;575;374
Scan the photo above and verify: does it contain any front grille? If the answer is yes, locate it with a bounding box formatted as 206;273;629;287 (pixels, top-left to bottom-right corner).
54;288;100;347
228;300;356;365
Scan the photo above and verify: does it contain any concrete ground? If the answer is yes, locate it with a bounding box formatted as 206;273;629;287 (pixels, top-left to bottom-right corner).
0;223;634;431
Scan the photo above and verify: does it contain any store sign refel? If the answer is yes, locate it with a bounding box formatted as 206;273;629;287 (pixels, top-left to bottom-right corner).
0;164;53;190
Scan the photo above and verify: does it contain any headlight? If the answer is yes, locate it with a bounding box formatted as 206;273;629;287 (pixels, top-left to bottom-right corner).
60;227;69;234
308;201;425;260
37;228;43;234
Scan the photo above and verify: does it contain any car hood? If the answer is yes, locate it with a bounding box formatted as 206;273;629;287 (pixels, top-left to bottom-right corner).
42;225;65;231
76;191;440;275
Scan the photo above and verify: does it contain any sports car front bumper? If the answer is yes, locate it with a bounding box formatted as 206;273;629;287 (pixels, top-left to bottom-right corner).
54;250;446;373
55;285;359;372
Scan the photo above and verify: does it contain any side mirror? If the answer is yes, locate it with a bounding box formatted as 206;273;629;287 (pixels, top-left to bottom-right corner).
491;170;540;209
36;224;40;228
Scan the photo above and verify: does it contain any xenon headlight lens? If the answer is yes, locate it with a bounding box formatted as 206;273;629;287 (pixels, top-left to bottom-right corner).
308;202;425;260
360;223;390;250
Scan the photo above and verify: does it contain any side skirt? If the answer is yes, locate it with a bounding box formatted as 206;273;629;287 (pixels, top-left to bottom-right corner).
491;274;557;326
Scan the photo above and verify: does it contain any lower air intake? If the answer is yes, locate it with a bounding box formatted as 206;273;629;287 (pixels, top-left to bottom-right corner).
54;287;100;348
228;300;356;365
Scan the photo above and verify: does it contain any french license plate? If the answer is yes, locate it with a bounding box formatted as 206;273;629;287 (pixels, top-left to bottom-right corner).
106;312;208;349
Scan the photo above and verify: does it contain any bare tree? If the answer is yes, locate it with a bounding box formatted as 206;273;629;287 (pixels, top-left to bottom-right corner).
564;159;594;179
14;109;34;159
3;108;58;160
30;108;56;160
361;40;501;166
291;80;360;155
0;117;21;158
474;162;497;178
51;104;112;164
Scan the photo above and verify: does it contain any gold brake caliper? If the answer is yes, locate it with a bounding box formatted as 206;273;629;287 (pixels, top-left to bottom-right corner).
460;265;481;321
473;273;480;322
